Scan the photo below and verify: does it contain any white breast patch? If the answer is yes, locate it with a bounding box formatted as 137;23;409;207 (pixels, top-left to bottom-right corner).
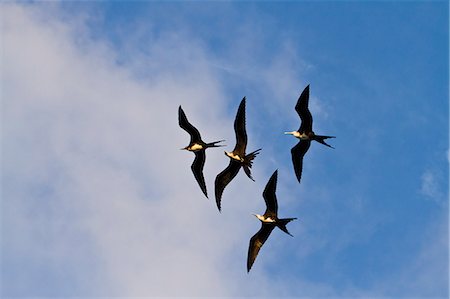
189;143;203;151
263;217;276;223
294;132;309;140
226;152;243;162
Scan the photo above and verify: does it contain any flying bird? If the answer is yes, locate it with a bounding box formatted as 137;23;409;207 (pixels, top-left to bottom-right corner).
285;85;335;183
179;105;224;198
214;97;261;211
247;170;297;272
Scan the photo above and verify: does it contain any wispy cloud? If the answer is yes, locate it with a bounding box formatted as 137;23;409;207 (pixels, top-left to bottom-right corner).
2;3;322;297
2;3;250;296
2;2;448;298
420;160;447;206
421;171;440;200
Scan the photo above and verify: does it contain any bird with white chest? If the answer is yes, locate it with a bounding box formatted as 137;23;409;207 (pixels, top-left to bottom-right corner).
285;84;335;183
179;105;224;198
247;170;297;272
214;97;261;212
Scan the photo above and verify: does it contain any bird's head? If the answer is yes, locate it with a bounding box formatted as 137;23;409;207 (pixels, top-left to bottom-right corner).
285;131;302;139
252;213;263;221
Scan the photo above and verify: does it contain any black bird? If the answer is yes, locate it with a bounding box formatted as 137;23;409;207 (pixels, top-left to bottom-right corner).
214;97;261;211
247;170;297;272
179;106;224;198
285;85;335;183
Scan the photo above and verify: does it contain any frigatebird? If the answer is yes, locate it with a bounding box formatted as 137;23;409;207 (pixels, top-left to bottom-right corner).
285;85;335;183
247;170;296;272
179;105;224;198
214;97;261;211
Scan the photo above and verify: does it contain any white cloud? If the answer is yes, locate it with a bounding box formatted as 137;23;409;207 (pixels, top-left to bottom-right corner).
1;3;255;296
1;3;319;297
420;168;446;206
2;3;447;298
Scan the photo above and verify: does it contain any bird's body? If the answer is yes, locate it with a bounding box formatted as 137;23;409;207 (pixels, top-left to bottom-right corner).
179;106;224;198
254;214;276;223
225;151;244;162
215;97;261;211
286;130;312;140
247;170;296;272
285;85;335;183
185;143;204;151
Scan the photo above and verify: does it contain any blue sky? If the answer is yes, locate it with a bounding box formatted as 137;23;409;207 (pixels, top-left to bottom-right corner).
2;1;448;298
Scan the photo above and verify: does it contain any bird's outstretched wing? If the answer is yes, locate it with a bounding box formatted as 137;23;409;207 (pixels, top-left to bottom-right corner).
262;170;278;218
178;106;201;143
191;150;207;198
247;224;275;272
214;160;241;211
233;97;247;157
295;85;313;133
291;140;311;183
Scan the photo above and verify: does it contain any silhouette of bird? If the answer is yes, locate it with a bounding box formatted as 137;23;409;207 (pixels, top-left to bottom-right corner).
215;97;261;211
247;170;297;272
285;85;335;183
179;106;224;198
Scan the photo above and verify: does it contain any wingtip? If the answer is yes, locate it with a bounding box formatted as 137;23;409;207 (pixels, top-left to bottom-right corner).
201;186;208;199
302;84;310;95
269;169;278;184
216;201;222;212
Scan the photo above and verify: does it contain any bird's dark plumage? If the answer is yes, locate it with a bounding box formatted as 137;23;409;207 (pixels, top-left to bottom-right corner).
214;97;261;211
262;169;278;219
191;150;207;198
179;106;201;144
247;170;296;272
179;105;224;198
214;160;241;211
233;98;247;157
288;85;334;183
247;224;275;272
291;140;311;183
295;84;313;133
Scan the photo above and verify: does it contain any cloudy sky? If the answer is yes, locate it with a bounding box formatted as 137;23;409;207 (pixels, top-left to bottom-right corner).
2;1;448;298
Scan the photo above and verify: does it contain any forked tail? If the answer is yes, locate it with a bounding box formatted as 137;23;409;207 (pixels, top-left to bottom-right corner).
242;148;262;181
277;218;297;236
206;140;225;148
313;135;335;148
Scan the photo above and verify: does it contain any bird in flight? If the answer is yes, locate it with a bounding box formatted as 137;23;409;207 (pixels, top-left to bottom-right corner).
215;97;261;211
247;169;297;272
285;85;335;183
179;105;224;198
